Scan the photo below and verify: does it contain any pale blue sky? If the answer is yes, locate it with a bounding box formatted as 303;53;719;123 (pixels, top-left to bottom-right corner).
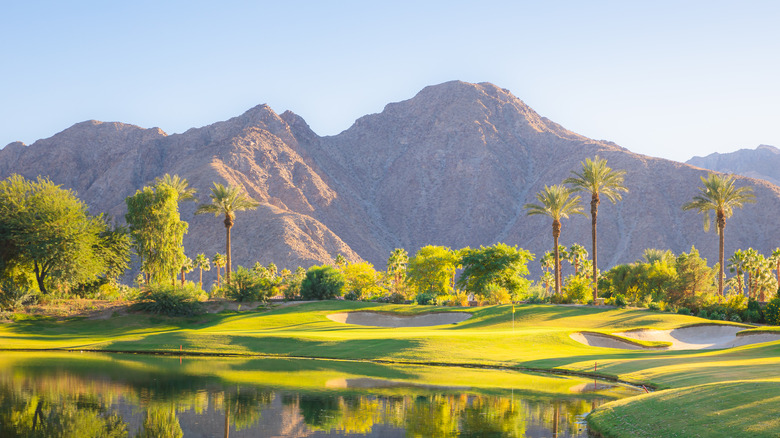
2;1;779;162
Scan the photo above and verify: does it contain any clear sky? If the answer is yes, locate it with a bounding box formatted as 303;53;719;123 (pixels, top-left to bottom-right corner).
2;1;779;162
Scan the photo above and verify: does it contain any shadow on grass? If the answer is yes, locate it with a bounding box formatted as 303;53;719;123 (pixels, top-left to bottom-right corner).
101;331;423;362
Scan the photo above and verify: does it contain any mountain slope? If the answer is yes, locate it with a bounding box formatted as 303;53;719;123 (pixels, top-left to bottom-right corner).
3;80;780;284
686;145;780;186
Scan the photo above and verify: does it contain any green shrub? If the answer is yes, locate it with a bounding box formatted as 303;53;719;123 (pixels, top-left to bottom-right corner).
606;294;627;308
697;309;708;319
648;302;662;311
743;309;761;323
300;265;344;300
677;307;691;316
415;291;435;305
765;296;780;326
133;282;204;317
563;275;591;304
730;313;742;323
478;283;512;305
224;267;274;302
344;290;360;301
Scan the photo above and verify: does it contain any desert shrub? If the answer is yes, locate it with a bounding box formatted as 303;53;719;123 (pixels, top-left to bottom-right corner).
478;283;512;305
696;309;709;319
765;296;780;326
415;291;435;305
743;309;761;323
440;291;469;306
133;282;204;316
563;275;591;304
676;307;691;316
224;267;274;302
300;265;344;300
344;290;360;301
729;313;742;323
746;299;765;323
606;294;627;308
0;282;37;311
648;302;662;311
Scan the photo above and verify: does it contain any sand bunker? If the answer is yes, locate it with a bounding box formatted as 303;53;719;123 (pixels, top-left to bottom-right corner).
571;324;780;350
327;311;471;327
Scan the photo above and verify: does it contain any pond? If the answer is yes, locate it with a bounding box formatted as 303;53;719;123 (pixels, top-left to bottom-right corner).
0;352;639;437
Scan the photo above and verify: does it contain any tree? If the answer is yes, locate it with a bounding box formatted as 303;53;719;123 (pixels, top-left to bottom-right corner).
300;265;345;300
727;249;747;297
564;156;628;301
342;262;382;300
0;175;117;295
180;256;194;286
195;183;259;285
125;184;188;284
213;253;226;288
334;254;347;269
683;173;755;296
407;246;459;296
770;248;780;287
525;185;584;296
667;246;716;306
568;243;588;277
194;253;211;289
154;173;197;202
387;248;409;293
457;243;533;298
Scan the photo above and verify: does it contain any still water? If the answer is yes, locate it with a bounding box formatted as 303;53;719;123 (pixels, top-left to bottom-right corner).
0;352;639;437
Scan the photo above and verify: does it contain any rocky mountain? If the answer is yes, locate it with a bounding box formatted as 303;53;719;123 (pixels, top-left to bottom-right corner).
3;81;780;284
686;145;780;186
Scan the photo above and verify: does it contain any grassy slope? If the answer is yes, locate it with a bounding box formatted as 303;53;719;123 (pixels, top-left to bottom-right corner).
2;301;779;436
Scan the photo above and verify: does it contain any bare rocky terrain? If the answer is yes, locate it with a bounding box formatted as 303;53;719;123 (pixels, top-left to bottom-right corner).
687;144;780;186
3;81;780;284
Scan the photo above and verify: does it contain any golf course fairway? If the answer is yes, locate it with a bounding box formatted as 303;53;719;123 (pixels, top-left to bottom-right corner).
1;301;779;437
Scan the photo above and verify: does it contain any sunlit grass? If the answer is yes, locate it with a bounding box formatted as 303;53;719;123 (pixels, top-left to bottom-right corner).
2;301;779;436
587;379;780;438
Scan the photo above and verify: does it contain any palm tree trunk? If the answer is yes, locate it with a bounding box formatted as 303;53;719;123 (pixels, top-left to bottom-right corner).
717;212;726;297
181;269;185;286
199;267;203;289
217;267;221;288
225;215;233;285
737;270;743;297
591;194;599;302
553;219;562;296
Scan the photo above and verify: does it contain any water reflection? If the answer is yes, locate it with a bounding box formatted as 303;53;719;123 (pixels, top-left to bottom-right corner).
0;353;638;437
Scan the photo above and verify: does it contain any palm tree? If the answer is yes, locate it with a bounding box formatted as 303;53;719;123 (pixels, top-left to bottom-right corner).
334;254;347;269
155;173;197;202
743;248;761;299
727;249;747;297
195;183;260;284
194;253;211;289
770;248;780;286
387;248;409;293
213;253;226;288
564;156;628;301
568;244;588;276
683;173;755;296
180;256;194;286
525;185;584;295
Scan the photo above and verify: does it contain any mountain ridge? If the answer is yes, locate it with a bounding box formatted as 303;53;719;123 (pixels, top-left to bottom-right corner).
3;80;780;284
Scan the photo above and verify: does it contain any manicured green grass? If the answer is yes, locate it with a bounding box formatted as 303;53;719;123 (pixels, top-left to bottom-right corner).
2;301;779;437
587;379;780;438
